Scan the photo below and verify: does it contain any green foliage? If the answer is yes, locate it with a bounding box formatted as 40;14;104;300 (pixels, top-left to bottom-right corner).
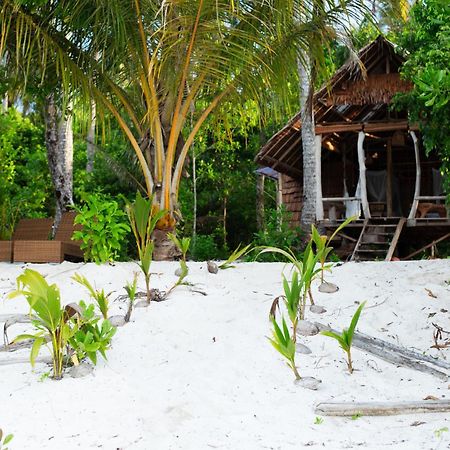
321;302;366;373
396;0;450;195
259;244;321;320
127;192;166;304
252;207;305;262
190;234;222;261
314;417;324;425
311;216;355;282
73;193;130;263
73;273;110;319
219;243;253;269
69;301;116;366
124;272;139;322
0;429;13;450
9;269;79;379
0;109;51;239
434;427;448;438
268;315;301;380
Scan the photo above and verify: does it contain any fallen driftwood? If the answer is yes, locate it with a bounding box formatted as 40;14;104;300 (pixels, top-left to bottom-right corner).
315;400;450;416
315;323;450;381
2;314;31;346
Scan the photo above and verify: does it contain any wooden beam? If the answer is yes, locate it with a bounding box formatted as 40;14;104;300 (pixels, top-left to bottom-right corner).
357;131;371;219
403;232;450;260
261;155;302;178
408;131;421;219
316;134;324;221
315;121;418;135
385;218;406;261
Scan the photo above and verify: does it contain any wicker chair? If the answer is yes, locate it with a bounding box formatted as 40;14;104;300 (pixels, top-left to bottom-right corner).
13;212;83;263
0;218;53;262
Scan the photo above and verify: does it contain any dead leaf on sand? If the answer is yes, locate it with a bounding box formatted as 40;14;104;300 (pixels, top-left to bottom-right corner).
425;288;437;298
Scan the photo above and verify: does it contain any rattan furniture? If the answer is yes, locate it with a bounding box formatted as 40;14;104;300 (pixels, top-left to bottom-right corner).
13;212;83;263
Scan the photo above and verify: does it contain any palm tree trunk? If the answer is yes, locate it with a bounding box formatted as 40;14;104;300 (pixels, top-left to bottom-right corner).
44;94;74;237
256;174;265;231
298;51;317;228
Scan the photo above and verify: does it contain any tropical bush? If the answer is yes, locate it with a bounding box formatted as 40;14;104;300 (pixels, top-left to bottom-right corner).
252;207;305;262
9;269;116;379
73;193;130;263
190;234;222;261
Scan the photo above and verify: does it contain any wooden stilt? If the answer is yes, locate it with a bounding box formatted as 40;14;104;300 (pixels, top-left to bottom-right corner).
357;131;371;219
386;137;393;216
408;131;421;219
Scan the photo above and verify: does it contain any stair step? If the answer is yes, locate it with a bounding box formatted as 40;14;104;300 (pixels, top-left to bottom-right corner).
367;224;398;228
365;232;395;236
355;249;387;253
360;242;391;246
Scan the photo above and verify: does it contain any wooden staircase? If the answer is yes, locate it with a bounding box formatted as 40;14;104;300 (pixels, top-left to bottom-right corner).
351;218;406;261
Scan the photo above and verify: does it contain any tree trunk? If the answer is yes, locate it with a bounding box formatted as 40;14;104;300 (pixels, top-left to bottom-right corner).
256;174;265;231
86;100;96;173
298;52;317;228
192;147;197;253
44;94;74;237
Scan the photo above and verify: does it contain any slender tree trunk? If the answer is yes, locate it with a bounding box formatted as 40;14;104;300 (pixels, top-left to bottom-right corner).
192;147;197;253
256;174;265;231
44;94;74;237
2;93;8;112
86;100;96;173
223;196;227;249
298;52;317;227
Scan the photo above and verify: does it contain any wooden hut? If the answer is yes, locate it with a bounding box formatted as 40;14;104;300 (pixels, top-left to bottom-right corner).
256;36;449;260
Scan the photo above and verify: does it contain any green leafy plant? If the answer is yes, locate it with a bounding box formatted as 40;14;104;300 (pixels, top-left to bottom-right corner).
8;269;80;379
434;427;449;438
127;192;166;304
0;429;13;450
69;301;116;366
73;273;110;319
351;412;362;421
252;207;305;262
268;315;301;380
311;217;355;283
321;302;366;374
72;193;130;263
219;243;252;269
280;270;302;342
190;234;222;261
258;245;321;320
168;233;191;288
314;417;324;425
124;272;139;322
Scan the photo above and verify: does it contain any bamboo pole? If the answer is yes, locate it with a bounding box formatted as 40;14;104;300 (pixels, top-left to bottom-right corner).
357;131;371;219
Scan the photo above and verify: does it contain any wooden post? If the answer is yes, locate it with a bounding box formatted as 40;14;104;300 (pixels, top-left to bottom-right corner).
256;174;265;231
315;134;324;221
357;131;371;219
408;131;421;220
276;173;283;230
386;137;393;217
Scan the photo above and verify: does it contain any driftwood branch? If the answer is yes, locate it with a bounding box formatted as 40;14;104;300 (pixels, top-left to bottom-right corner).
315;323;450;380
315;400;450;416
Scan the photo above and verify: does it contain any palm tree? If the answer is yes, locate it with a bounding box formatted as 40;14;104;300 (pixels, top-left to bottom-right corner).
1;0;367;250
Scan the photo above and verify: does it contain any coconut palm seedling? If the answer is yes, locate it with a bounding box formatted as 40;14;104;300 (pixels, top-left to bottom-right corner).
278;270;302;343
0;429;13;450
9;269;80;379
73;273;110;319
168;233;190;286
124;273;139;323
311;216;355;283
258;245;321;320
321;301;366;374
219;243;252;270
127;192;166;304
269;315;301;381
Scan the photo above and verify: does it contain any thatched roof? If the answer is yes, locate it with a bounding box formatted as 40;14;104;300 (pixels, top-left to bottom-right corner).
256;36;413;178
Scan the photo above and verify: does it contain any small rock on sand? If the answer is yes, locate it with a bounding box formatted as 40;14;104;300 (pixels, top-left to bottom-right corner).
69;363;94;378
297;320;319;336
207;261;218;274
109;315;126;327
310;305;327;314
318;282;339;293
296;343;312;354
295;377;322;390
